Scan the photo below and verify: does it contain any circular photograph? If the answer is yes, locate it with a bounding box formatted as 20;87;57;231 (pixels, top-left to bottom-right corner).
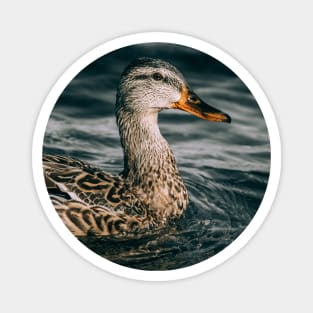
33;33;280;280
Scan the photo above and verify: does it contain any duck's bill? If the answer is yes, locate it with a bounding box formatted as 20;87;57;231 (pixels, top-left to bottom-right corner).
172;87;231;123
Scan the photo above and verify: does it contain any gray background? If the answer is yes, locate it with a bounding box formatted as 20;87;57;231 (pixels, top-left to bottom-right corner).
1;1;312;312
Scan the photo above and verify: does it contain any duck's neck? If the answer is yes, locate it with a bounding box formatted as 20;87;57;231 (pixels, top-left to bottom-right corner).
116;107;188;218
117;108;179;184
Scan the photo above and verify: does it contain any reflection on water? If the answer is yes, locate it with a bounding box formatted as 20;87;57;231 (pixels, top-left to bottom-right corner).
43;43;270;270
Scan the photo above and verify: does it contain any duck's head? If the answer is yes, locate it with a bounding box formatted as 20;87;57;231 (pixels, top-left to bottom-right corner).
116;57;231;123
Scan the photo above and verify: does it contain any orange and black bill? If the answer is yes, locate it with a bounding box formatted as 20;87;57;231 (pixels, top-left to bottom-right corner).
172;86;231;123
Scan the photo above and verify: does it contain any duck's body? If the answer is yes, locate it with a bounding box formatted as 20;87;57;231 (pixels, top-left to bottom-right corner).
43;57;230;237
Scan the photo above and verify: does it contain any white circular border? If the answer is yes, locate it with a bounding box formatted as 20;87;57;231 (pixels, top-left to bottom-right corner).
32;32;281;281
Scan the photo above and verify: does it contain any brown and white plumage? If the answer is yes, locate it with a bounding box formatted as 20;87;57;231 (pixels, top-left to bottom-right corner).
43;57;230;237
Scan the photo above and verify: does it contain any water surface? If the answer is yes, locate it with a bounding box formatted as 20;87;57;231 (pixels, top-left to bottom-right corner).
43;43;270;270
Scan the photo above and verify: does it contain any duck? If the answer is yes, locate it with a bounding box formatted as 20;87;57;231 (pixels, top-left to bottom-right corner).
43;57;231;237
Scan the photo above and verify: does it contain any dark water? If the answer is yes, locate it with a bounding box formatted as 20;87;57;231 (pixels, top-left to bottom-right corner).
43;43;270;270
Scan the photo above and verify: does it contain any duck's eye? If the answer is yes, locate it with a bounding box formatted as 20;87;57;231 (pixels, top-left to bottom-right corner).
188;94;199;103
152;73;163;81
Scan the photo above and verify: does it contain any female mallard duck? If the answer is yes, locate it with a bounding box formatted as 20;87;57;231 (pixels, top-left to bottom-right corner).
44;57;231;237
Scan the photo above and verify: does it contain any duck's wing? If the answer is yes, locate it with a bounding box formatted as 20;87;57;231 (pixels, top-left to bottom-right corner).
43;154;128;208
51;197;147;237
43;154;151;236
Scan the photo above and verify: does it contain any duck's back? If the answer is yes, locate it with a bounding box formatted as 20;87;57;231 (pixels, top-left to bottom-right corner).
43;154;149;236
43;154;125;206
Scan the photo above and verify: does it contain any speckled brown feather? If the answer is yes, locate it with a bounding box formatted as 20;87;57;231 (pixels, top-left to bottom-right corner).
43;150;188;237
